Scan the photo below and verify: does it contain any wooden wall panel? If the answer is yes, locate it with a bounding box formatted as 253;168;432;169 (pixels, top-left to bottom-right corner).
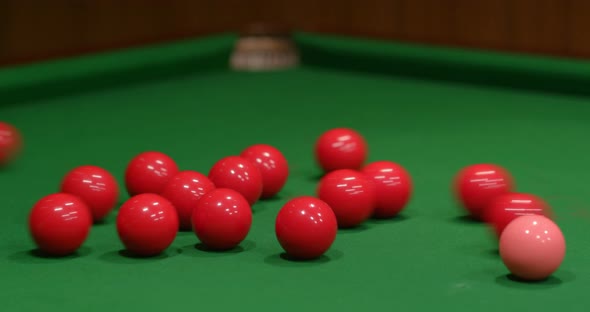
1;1;87;63
82;1;174;48
251;0;294;25
292;0;401;38
451;0;511;49
0;0;588;67
165;0;262;35
0;2;7;61
569;0;590;56
507;0;570;56
396;0;455;43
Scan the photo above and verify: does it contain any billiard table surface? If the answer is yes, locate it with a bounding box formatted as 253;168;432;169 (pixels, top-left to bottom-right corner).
1;33;590;311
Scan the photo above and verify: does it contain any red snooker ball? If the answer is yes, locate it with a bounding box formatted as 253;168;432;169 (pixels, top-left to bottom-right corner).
485;192;552;238
161;170;215;231
191;188;252;250
28;193;92;256
453;163;515;220
499;215;566;281
240;144;289;199
60;165;119;222
124;151;179;196
317;169;376;228
315;128;368;173
361;161;412;218
0;121;23;167
275;196;338;260
208;156;263;206
116;193;178;256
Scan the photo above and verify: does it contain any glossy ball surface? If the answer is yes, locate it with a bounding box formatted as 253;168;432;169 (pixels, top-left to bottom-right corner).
191;188;252;250
485;192;552;238
361;161;412;218
28;193;92;256
208;156;263;206
275;196;338;260
161;170;215;231
317;169;376;228
454;163;514;220
315;128;368;172
124;151;179;196
240;144;289;199
60;165;119;222
499;215;566;281
116;193;178;256
0;121;23;167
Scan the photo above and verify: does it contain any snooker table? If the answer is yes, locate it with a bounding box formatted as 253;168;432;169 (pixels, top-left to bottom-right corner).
1;32;590;311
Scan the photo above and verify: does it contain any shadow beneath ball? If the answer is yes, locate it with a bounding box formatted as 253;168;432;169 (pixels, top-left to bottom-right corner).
118;249;171;259
280;253;330;263
182;240;256;257
264;249;343;267
487;248;500;258
259;194;284;203
92;218;111;227
338;223;370;233
195;243;245;253
0;161;20;172
176;230;194;236
93;219;108;226
8;247;91;263
98;249;173;264
495;273;563;289
308;172;324;182
452;215;482;225
93;210;119;226
251;203;269;215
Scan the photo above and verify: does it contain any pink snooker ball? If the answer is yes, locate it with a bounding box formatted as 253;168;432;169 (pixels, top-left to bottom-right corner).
499;215;566;281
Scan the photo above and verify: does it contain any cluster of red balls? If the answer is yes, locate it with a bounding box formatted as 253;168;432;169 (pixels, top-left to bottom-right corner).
277;128;413;259
23;123;414;260
453;164;566;281
3;119;567;280
27;143;291;257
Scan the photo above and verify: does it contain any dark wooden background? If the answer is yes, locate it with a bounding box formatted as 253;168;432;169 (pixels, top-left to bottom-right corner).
1;0;588;67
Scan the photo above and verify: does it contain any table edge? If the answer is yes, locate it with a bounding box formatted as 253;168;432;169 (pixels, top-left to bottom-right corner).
295;32;590;98
2;32;590;106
